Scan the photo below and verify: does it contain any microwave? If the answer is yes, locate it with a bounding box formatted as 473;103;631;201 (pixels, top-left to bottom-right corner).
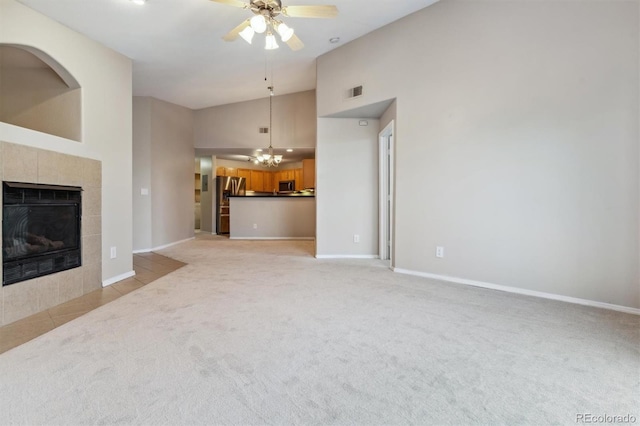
279;180;295;192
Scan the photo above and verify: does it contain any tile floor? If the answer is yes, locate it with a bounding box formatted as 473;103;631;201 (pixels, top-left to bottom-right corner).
0;252;186;355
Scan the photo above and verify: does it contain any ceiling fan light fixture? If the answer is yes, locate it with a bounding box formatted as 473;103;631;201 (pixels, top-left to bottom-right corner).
239;26;255;44
276;22;294;42
265;32;279;50
250;14;267;33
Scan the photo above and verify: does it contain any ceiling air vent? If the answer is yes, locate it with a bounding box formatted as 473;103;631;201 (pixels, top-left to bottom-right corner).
347;85;363;99
259;127;269;134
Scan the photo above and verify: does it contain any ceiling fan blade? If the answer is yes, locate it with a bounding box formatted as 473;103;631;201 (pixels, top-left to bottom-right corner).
285;33;304;51
223;19;251;41
281;5;338;18
209;0;248;8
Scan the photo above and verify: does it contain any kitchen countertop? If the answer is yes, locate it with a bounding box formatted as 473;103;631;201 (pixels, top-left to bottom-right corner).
229;192;315;198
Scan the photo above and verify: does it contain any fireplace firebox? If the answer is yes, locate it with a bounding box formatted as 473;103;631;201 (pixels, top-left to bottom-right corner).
2;182;82;286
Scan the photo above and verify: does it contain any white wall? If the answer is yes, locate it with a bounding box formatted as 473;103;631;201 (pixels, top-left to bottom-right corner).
316;0;640;309
0;0;133;282
194;90;316;149
132;96;194;251
150;98;194;248
316;118;379;257
132;97;152;250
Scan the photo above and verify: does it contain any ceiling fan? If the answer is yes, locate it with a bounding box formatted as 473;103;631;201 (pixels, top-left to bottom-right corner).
210;0;338;51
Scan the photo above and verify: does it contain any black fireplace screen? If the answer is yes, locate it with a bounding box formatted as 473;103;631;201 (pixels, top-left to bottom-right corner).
3;182;82;286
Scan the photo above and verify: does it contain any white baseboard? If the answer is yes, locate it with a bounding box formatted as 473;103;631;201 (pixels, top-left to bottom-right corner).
315;254;379;259
133;237;195;254
230;237;315;240
102;270;135;287
392;268;640;316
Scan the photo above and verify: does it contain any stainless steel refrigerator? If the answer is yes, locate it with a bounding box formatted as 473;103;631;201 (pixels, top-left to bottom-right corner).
216;176;246;234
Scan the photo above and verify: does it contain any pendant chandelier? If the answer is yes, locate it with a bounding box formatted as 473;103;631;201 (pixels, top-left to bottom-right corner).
255;86;282;167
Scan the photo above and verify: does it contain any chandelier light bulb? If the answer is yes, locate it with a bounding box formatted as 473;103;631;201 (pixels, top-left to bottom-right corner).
276;22;294;42
265;32;279;50
239;26;255;44
250;15;267;34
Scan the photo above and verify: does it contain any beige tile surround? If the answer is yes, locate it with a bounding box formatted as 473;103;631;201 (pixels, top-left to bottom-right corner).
0;142;102;326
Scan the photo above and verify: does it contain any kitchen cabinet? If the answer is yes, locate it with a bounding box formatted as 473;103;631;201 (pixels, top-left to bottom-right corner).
217;167;238;177
279;170;293;181
294;169;303;191
273;171;283;186
302;159;315;189
250;170;264;191
237;168;251;188
264;171;274;192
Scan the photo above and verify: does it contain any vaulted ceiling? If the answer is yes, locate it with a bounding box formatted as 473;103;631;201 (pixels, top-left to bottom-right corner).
18;0;439;110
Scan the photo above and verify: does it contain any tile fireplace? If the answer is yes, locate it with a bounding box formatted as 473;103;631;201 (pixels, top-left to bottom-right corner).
0;142;102;326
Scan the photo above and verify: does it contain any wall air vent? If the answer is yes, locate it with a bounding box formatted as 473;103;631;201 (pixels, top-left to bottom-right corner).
347;85;363;99
259;127;269;134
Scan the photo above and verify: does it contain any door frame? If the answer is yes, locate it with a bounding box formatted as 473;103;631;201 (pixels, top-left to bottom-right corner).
379;120;394;266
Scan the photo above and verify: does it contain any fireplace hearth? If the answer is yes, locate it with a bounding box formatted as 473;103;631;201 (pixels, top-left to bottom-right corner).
2;182;82;286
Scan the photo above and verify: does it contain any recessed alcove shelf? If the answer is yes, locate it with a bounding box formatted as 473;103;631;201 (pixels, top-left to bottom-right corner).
0;44;81;142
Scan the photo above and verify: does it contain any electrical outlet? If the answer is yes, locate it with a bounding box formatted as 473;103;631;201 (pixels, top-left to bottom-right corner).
110;246;117;259
253;223;258;229
353;234;360;243
436;246;444;258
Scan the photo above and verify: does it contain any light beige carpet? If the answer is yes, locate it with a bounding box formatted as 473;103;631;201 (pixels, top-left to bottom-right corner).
0;239;638;425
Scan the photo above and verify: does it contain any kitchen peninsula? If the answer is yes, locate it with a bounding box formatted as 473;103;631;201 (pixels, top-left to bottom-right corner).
229;191;315;239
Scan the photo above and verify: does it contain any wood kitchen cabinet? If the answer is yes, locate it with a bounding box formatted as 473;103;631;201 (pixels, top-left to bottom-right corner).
237;168;251;188
264;171;274;192
217;167;241;177
294;169;303;190
273;171;283;186
282;170;294;181
302;159;315;189
250;170;264;191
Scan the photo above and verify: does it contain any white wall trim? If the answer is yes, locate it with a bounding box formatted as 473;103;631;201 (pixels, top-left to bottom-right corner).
316;254;379;259
230;237;315;240
102;270;136;287
393;268;640;316
132;237;195;253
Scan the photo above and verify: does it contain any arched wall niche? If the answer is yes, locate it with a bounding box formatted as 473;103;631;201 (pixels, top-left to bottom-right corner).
0;44;82;141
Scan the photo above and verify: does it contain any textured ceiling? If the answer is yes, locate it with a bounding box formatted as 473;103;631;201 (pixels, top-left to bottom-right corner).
17;0;439;109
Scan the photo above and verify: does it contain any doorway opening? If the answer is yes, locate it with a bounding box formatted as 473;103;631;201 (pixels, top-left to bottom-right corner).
379;120;394;266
